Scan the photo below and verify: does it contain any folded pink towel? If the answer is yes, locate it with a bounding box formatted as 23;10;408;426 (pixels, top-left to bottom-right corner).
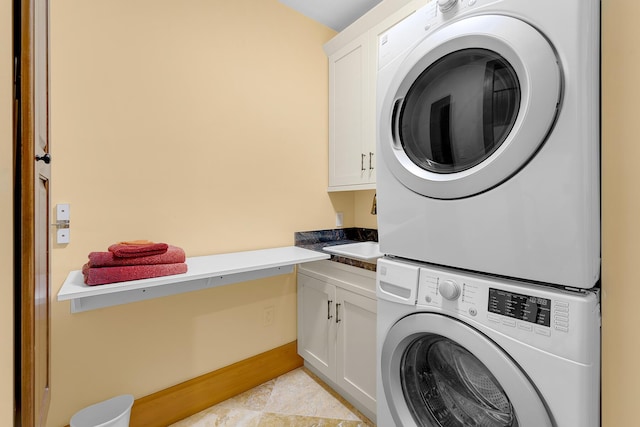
82;262;188;286
88;245;186;268
108;242;169;258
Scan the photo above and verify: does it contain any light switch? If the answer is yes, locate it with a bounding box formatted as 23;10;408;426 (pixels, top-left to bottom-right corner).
55;203;70;244
57;228;70;244
57;204;70;221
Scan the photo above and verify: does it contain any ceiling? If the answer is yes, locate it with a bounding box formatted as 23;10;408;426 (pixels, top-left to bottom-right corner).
278;0;383;32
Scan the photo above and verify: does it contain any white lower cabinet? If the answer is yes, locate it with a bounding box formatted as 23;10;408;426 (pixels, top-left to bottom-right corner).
297;261;377;422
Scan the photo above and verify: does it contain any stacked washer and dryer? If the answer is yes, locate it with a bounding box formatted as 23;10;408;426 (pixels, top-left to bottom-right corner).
375;0;601;426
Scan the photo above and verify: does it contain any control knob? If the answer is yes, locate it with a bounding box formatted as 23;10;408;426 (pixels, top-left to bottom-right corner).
438;0;458;13
437;0;458;12
439;279;461;301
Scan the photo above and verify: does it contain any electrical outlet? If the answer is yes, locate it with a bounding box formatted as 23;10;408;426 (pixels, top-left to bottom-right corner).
336;212;344;227
263;306;274;327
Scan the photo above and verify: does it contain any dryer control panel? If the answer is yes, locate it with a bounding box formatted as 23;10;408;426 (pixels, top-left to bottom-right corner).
378;0;506;71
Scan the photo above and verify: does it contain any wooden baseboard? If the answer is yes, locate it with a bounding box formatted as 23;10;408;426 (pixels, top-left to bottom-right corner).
120;341;302;427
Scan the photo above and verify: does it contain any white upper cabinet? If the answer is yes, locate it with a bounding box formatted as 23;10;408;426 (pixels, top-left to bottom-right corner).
328;35;373;189
324;0;428;191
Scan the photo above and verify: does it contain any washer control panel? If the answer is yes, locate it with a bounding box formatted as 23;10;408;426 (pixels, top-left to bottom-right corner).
417;269;566;333
377;258;599;363
412;262;599;363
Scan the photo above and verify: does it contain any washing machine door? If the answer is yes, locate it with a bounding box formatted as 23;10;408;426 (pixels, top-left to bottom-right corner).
380;313;552;426
379;15;561;199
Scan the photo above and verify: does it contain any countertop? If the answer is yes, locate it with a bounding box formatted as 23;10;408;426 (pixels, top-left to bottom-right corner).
294;228;379;271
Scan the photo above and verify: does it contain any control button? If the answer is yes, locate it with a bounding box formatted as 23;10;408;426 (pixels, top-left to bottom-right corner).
555;320;569;328
555;315;569;322
555;326;569;333
518;322;533;332
425;296;432;303
555;306;569;313
488;314;501;323
555;301;570;308
468;307;477;317
502;319;516;328
439;280;461;301
535;327;551;337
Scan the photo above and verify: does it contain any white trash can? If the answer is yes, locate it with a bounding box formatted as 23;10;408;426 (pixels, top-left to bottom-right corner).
70;395;134;427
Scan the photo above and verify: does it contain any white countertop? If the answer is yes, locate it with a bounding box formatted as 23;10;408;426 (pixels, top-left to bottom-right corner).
58;246;330;313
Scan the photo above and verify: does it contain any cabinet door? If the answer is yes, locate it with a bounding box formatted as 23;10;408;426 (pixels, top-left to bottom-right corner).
328;34;373;190
297;274;336;380
335;288;377;414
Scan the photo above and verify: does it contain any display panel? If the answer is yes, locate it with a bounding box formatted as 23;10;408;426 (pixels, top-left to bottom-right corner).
488;288;551;327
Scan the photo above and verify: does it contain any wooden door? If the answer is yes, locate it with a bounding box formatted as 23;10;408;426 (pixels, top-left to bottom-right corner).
17;0;51;425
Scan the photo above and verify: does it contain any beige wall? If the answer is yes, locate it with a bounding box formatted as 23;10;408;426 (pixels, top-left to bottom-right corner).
1;0;13;424
46;0;638;426
355;189;378;230
601;0;640;425
47;0;347;425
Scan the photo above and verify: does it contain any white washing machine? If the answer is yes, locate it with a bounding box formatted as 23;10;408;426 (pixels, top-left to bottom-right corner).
376;0;600;289
376;257;600;427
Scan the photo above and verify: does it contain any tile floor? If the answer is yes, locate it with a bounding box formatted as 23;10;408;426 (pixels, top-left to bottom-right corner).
169;367;374;427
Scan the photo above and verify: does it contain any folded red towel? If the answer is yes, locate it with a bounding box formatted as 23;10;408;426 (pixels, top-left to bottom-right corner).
108;242;169;258
82;263;188;286
88;245;186;268
118;240;155;245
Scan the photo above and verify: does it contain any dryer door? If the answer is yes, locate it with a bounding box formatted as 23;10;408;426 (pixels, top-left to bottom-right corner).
380;313;552;426
379;15;561;199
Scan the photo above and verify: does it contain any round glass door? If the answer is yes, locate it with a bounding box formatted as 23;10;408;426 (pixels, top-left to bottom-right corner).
400;49;520;175
380;313;552;427
378;15;561;199
402;335;517;426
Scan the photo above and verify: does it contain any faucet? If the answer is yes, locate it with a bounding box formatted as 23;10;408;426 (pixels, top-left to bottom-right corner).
371;193;377;215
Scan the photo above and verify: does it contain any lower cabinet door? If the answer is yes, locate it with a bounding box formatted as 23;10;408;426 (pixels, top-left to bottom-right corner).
297;274;336;380
335;288;377;415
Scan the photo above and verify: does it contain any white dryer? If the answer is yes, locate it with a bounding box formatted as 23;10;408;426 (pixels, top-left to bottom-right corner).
376;0;600;289
376;257;600;427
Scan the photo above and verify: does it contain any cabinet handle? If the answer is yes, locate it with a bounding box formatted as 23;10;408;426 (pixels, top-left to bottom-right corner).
336;303;341;324
369;152;374;170
327;300;333;320
361;154;366;172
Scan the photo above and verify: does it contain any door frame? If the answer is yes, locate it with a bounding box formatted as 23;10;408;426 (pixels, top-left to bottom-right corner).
14;0;52;425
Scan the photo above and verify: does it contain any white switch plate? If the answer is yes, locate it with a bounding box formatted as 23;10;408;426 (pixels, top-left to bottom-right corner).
57;203;70;221
56;203;70;244
57;228;70;244
336;212;343;227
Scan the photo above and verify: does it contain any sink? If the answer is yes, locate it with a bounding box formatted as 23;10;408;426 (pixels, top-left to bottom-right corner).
322;241;383;262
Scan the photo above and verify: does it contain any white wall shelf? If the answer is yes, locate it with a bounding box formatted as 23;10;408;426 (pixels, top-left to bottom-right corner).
57;246;330;313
